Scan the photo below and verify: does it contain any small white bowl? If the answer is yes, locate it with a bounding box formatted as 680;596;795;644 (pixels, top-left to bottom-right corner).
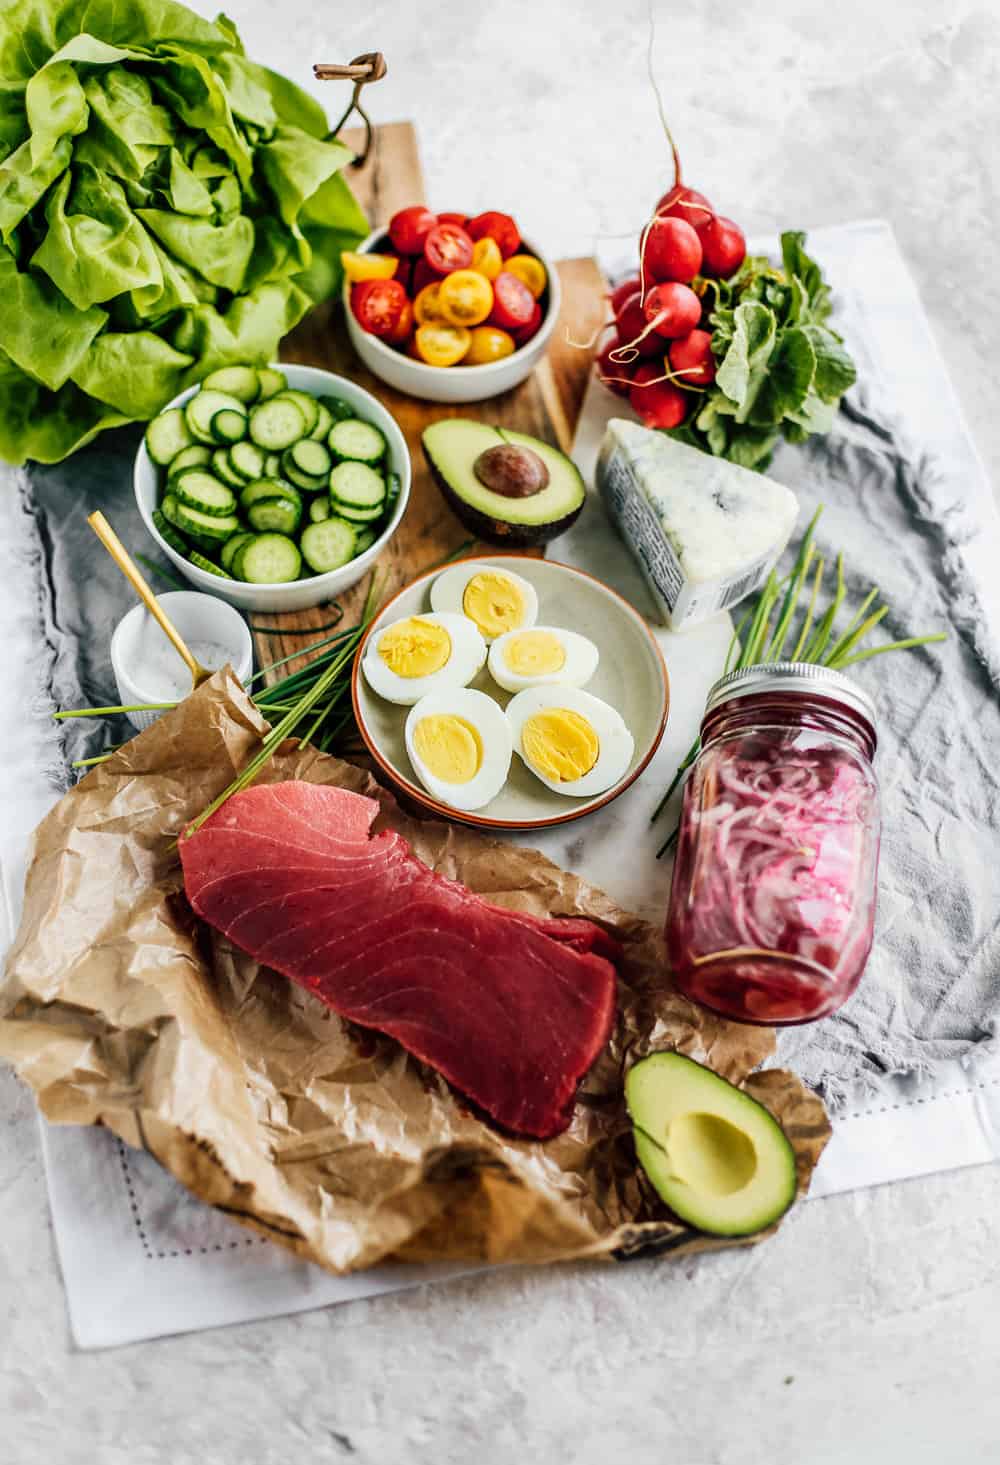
134;363;411;613
342;228;561;404
111;591;253;731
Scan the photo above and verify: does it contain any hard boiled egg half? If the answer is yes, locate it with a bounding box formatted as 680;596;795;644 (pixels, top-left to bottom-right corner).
488;625;599;693
362;612;486;705
429;562;538;642
405;688;512;811
506;687;635;798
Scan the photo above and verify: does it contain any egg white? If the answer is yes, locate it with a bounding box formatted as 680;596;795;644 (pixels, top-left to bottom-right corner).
429;562;539;642
362;611;486;705
404;688;512;811
506;686;635;798
488;625;600;693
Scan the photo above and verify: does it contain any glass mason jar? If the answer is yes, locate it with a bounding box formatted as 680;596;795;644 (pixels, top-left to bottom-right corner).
666;662;881;1026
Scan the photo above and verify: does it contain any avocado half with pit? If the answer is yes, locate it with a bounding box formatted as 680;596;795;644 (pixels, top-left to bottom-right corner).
422;419;586;547
625;1051;797;1236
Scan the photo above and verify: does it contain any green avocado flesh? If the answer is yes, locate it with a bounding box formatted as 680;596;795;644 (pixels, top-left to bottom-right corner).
422;419;586;546
625;1052;797;1236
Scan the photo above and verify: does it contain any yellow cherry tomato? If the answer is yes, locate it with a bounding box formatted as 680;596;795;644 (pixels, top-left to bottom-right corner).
463;325;516;365
340;251;398;284
414;323;471;367
413;281;447;324
504;253;547;298
471;236;503;282
438;269;494;327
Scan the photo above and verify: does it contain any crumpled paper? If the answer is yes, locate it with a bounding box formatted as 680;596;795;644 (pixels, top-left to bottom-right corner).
0;671;830;1273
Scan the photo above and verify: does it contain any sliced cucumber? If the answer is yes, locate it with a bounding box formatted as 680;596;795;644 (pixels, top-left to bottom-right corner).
172;501;241;542
211;408;247;444
321;394;355;423
249;396;306;450
201;365;261;403
189;550;234;579
300;517;357;575
309;400;334;442
329;459;386;509
230;439;266;481
335;500;385;524
173;469;237;518
239;478;302;511
211;449;246;489
255;367;287;400
308;497;331;523
234;533;301;584
246;496;302;535
221;531;255;573
185;389;246;445
354;528;377;555
146;408;195;466
160;493;185;529
280;455;328;494
263;452;282;478
328;418;385;466
289;438;331;478
272;389;319;436
153;508;191;556
384;470;401;511
167;443;213;478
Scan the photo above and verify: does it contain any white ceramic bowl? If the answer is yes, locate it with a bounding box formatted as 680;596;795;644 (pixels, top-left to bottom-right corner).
342;228;561;404
111;591;253;731
134;363;411;613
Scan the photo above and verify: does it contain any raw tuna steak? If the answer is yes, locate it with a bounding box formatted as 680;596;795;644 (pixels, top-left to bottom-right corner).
180;783;620;1138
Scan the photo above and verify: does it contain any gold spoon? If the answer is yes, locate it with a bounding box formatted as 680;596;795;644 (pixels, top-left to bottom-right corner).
88;511;212;691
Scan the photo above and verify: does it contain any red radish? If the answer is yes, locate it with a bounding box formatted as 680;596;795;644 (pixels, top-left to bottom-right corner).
629;363;689;429
611;276;642;316
642;216;702;284
698;216;747;278
655;186;714;232
643;282;702;339
616;292;666;359
597;340;633;396
669;328;716;386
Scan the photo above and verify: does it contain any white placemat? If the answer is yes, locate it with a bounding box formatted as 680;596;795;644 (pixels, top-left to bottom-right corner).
2;218;998;1349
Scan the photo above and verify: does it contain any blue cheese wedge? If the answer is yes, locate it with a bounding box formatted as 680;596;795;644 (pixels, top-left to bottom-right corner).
596;419;799;630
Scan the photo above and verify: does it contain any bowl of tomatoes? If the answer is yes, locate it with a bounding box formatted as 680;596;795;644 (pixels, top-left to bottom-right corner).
341;207;560;404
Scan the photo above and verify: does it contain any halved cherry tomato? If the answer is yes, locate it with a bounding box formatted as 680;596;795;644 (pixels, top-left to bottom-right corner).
504;254;547;299
423;222;474;275
340;251;398;284
386;297;414;346
438;269;493;327
388;206;437;254
466;211;521;258
471;236;503;281
437;211;468;227
488;270;535;331
350;278;410;338
413;281;447;324
414;323;471;367
464;325;516;365
510;301;543;344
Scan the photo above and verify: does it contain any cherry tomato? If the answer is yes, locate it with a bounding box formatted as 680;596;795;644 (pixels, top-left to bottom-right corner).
464;325;516;365
438;269;494;326
350;278;410;338
471;236;503;281
386;297;414;346
414;323;471;367
413;281;447;324
466;211;521;258
388;206;437;255
411;257;437;297
437;211;468;227
654;185;714;232
643;281;702;338
629;363;689;429
385;251;414;295
596;340;633;397
340;251;398;284
669;328;716;386
504;253;547;299
611;276;641;316
615;291;665;359
424;223;474;275
510;301;542;344
489;270;535;331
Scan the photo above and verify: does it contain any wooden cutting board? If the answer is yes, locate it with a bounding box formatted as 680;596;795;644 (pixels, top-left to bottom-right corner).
255;121;606;679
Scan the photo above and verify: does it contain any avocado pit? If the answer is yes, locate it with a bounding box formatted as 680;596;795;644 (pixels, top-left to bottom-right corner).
473;443;550;499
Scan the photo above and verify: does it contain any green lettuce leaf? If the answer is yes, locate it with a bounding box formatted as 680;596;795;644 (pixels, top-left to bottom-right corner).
70;329;193;415
136;206;254;291
0;241;107;388
32;166;163;308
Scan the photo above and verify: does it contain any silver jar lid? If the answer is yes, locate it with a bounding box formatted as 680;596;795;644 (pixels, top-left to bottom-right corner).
704;661;877;726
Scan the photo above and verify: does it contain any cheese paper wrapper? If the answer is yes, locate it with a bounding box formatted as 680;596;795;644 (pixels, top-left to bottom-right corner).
0;672;830;1273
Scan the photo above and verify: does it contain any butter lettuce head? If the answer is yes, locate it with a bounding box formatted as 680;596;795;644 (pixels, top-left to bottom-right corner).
0;0;367;463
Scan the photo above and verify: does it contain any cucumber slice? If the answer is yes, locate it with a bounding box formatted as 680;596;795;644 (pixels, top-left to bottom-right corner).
280;455;328;494
201;365;261;404
309;400;334;442
185;389;246;444
255;367;287;400
249;396;306;450
239;478;302;511
246;496;302;535
321;394;355;423
189;550;234;579
173;469;237;518
160;493;185;529
384;470;401;511
328;418;385;466
153;508;192;557
230;440;266;481
334;500;384;524
211;408;247;444
300;517;357;575
167;443;213;478
172;501;241;541
146;408;195;466
353;527;377;555
329;460;386;509
221;531;255;573
308;497;331;524
263;452;282;478
272;389;319;436
289;438;331;478
210;449;246;489
234;533;301;584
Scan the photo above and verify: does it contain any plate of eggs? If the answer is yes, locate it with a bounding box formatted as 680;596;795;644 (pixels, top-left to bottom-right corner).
353;554;670;830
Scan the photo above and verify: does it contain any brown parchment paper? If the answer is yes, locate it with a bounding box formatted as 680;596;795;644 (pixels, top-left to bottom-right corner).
0;671;830;1273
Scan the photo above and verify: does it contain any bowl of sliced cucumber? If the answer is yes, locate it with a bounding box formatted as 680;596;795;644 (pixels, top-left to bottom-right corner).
134;362;411;612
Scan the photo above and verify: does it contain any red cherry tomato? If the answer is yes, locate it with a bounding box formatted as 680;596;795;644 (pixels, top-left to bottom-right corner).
436;211;468;227
668;328;716;386
629;363;689;429
597;341;633;397
643;282;702;339
698;216;747;278
423;222;474;275
615;291;664;359
350;278;410;338
410;256;437;298
611;276;642;317
642;216;703;284
386;297;415;346
655;186;714;233
383;247;414;296
489;270;535;331
510;300;543;344
466;211;521;258
388;206;437;255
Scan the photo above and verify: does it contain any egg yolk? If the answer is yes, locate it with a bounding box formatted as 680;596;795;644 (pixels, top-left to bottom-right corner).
521;708;599;784
502;630;566;678
413;714;483;784
378;618;451;678
462;572;526;638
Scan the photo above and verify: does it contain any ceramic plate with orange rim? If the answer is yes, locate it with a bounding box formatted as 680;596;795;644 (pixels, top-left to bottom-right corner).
352;554;669;831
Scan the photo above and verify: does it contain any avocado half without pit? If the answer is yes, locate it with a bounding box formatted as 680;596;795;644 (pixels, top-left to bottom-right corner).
422;419;586;547
625;1052;798;1236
